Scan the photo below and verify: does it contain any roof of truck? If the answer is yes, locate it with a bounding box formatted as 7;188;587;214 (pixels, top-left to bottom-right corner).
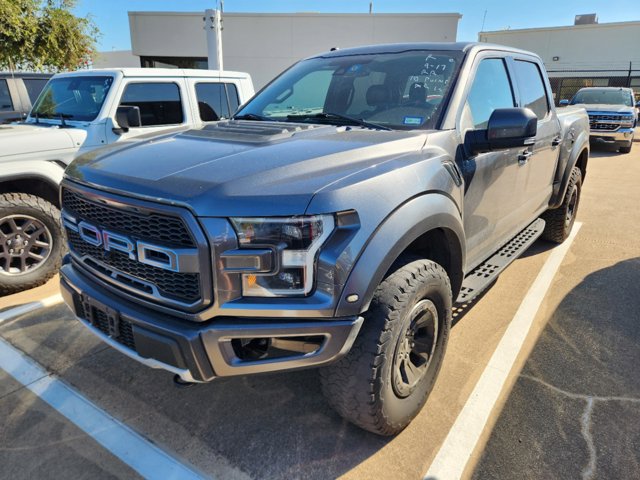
51;68;251;79
314;42;539;58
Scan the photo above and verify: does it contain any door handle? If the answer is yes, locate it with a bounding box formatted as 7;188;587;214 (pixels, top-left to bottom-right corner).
551;136;562;146
518;150;533;165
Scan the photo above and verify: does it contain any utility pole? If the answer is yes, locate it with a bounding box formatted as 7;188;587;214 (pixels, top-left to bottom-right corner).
204;9;223;71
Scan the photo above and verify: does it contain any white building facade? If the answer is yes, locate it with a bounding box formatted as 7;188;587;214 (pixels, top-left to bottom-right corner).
127;12;461;89
479;20;640;102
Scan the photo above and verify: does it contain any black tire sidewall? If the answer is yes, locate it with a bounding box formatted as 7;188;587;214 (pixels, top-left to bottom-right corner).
562;169;582;237
377;271;451;429
0;198;65;292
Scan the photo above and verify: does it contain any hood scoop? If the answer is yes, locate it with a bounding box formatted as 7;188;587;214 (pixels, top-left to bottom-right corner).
184;120;335;144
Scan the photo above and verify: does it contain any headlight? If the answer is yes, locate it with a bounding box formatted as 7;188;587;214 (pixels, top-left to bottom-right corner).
621;115;635;127
229;215;335;297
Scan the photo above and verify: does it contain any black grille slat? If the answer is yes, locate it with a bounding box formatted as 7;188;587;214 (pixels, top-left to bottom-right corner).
62;188;195;248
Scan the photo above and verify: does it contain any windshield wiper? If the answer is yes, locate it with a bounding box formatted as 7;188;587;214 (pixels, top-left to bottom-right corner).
54;113;75;128
286;112;392;131
233;113;270;121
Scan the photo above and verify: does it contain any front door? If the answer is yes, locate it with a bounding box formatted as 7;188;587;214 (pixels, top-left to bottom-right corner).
458;57;523;268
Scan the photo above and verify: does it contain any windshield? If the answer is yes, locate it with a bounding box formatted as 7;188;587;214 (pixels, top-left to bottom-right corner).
571;89;633;107
31;76;114;122
236;50;463;130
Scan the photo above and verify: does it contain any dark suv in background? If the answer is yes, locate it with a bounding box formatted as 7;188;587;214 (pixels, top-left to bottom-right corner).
0;72;51;124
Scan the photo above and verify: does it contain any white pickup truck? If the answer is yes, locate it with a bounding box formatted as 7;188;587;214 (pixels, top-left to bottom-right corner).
0;68;254;294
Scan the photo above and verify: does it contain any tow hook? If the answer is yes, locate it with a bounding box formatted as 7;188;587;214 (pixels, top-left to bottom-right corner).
173;374;198;388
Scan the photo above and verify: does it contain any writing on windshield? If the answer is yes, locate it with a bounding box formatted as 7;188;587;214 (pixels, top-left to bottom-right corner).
31;76;114;122
236;50;462;130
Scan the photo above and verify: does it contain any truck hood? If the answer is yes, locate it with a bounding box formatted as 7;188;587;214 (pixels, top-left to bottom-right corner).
0;123;87;158
574;104;636;114
66;120;428;216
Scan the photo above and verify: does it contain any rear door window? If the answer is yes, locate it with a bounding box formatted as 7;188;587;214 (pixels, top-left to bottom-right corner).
0;80;13;111
120;83;184;126
513;60;549;120
23;78;49;104
195;82;240;121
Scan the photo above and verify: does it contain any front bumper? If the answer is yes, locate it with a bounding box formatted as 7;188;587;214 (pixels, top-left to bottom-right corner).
60;260;363;383
589;127;635;145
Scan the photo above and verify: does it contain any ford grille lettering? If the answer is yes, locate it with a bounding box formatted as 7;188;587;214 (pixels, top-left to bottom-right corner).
63;213;194;273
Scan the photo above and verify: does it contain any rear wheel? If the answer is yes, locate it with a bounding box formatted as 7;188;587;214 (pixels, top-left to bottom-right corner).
320;257;452;436
0;193;65;295
541;166;582;244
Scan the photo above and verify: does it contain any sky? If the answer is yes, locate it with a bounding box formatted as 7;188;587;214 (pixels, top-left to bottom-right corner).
73;0;640;52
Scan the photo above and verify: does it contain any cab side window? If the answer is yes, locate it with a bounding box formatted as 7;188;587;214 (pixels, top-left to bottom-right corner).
513;60;549;120
195;83;239;121
120;83;184;126
23;79;49;104
466;58;515;129
0;80;13;111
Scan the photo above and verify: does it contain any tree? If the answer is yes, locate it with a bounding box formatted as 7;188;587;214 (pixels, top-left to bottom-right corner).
0;0;98;71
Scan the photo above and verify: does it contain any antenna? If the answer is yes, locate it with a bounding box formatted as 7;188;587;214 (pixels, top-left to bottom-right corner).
480;10;487;32
369;1;373;14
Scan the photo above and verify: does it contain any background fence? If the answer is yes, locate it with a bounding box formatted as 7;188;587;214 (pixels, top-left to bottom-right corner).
546;64;640;105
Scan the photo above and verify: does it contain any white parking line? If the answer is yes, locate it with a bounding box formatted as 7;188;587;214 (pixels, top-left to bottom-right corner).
0;337;206;480
0;294;63;324
424;223;582;480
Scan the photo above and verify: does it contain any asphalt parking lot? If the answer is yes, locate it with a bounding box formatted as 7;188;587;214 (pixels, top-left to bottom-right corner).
1;136;639;479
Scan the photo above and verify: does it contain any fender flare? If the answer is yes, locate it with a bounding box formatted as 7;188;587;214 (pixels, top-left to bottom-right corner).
0;161;65;205
549;132;589;208
334;193;465;317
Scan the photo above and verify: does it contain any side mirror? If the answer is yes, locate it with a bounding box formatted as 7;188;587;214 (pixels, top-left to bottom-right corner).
635;101;640;108
466;108;537;155
113;105;142;134
559;99;570;106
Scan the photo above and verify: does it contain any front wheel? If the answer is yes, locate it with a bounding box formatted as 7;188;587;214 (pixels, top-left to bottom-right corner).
320;258;452;436
0;193;65;295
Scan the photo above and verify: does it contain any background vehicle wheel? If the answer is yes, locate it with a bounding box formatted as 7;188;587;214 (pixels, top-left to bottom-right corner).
541;166;582;244
320;257;452;436
619;141;632;154
0;193;65;296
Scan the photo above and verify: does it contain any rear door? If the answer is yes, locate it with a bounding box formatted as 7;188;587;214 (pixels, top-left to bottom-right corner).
457;55;523;267
508;58;561;218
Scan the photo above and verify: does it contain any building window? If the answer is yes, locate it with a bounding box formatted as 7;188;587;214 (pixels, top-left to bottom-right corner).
141;56;208;69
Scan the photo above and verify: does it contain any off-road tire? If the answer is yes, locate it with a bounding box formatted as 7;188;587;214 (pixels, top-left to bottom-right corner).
320;257;452;436
0;193;65;296
541;166;582;244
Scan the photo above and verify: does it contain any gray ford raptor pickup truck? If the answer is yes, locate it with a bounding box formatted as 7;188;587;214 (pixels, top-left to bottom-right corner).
59;42;589;435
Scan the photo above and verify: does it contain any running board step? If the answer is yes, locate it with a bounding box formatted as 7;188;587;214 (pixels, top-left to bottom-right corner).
456;218;546;304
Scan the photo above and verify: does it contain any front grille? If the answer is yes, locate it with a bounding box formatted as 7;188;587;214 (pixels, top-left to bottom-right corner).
590;122;619;131
62;188;195;248
74;296;136;351
589;114;625;131
67;230;201;302
62;185;205;307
